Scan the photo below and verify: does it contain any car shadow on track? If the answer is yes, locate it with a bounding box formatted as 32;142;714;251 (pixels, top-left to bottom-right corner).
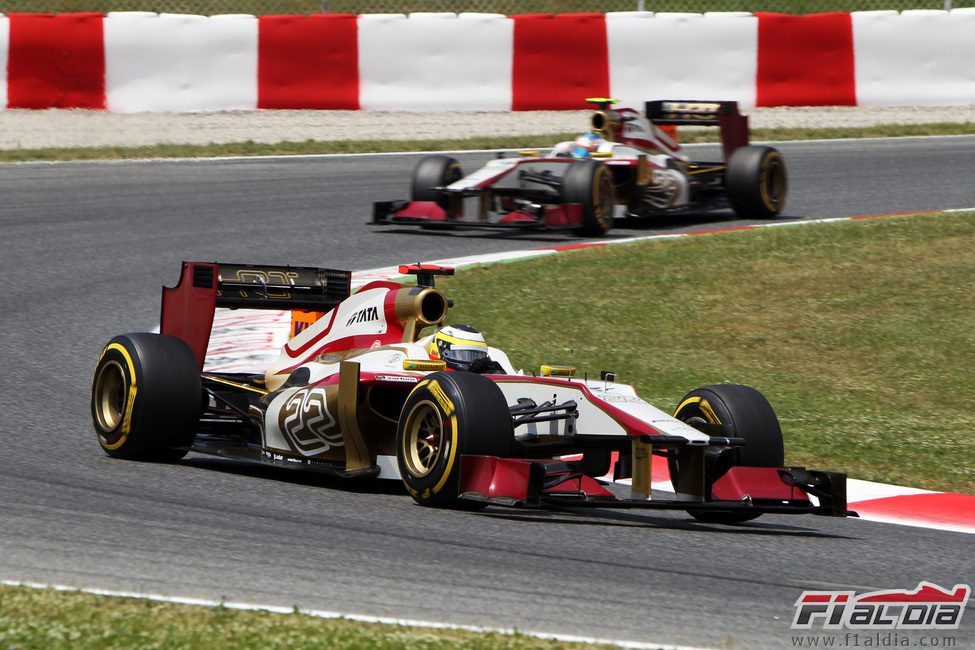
371;225;614;244
612;210;806;233
371;211;805;242
476;506;853;539
181;456;409;496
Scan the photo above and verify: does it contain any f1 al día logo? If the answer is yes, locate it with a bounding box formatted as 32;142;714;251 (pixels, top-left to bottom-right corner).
792;582;970;630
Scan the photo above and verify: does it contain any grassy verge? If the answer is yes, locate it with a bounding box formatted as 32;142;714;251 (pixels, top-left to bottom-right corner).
2;122;973;162
438;211;975;495
0;584;617;650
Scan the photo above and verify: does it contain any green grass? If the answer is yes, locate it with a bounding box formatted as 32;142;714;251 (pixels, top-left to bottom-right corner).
2;122;974;163
0;584;620;650
437;211;975;495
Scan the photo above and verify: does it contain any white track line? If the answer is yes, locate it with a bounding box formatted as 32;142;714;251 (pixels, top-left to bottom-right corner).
1;580;712;650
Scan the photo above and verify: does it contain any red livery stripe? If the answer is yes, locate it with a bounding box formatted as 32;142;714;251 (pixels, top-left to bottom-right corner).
858;584;969;603
800;594;835;603
511;14;609;110
258;14;359;110
7;13;106;109
755;12;856;107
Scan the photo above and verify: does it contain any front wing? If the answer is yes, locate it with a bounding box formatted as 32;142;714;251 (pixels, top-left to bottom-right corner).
458;454;852;517
373;199;585;230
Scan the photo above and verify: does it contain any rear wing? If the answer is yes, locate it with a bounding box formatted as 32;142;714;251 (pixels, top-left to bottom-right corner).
161;261;352;369
644;100;749;161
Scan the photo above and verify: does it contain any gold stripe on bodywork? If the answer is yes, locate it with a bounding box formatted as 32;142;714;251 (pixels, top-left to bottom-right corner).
337;361;371;472
202;374;268;395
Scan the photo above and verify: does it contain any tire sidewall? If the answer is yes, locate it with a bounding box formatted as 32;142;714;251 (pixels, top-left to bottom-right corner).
91;339;143;455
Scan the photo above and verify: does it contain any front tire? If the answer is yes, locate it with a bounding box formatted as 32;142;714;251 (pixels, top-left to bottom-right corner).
673;384;784;524
410;155;463;209
396;372;512;508
562;159;615;236
91;333;201;461
726;145;788;219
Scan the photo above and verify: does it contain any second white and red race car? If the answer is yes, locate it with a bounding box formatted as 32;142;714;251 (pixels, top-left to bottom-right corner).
91;261;849;525
373;99;788;236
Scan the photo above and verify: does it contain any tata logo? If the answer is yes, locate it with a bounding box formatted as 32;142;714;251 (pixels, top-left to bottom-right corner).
346;306;380;327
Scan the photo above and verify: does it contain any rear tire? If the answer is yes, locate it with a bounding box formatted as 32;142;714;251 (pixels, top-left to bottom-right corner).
673;384;784;524
562;159;615;236
91;333;201;461
410;155;463;209
726;145;787;219
396;372;512;508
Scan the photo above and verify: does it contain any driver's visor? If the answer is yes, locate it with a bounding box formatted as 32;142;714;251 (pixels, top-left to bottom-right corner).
443;346;489;363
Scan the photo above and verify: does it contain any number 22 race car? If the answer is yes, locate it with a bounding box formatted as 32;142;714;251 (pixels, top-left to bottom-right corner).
373;99;789;237
91;262;849;524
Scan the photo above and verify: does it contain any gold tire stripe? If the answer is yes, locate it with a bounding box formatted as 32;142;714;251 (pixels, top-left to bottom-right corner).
674;395;721;423
425;378;459;498
97;343;138;450
432;414;459;497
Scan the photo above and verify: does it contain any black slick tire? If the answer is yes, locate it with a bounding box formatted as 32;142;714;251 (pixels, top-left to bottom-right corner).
673;384;784;524
726;145;788;218
562;159;615;236
91;333;201;461
410;155;463;209
396;371;512;508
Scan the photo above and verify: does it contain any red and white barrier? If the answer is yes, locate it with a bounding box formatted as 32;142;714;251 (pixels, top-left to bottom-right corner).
1;10;973;112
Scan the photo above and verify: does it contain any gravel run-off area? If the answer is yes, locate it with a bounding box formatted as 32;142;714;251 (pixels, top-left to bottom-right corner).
0;105;973;150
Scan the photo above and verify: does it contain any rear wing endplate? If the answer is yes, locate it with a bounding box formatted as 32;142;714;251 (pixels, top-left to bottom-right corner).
645;100;749;161
161;261;352;369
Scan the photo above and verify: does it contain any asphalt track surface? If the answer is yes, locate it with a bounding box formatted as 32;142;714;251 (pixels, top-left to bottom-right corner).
2;137;974;649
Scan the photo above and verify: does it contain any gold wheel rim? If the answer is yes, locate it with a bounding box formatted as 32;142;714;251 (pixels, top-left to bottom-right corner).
94;360;127;432
403;400;444;478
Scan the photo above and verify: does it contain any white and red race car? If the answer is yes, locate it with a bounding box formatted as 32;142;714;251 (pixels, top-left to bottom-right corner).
374;99;788;236
91;262;848;524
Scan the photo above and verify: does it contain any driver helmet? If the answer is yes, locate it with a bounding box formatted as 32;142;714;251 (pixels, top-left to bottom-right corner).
570;133;604;159
429;324;489;371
